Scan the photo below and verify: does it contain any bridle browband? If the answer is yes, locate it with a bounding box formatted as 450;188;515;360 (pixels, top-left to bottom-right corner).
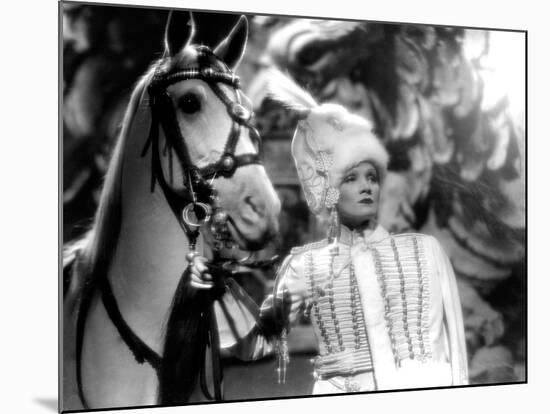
76;46;266;408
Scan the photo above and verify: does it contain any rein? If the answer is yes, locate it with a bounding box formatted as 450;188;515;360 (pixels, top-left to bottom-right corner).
75;46;266;408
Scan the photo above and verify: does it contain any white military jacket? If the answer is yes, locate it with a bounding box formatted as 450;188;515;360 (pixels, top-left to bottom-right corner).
273;224;468;393
215;224;468;393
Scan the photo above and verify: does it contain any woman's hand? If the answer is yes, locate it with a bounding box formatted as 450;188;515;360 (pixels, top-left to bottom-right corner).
188;255;214;290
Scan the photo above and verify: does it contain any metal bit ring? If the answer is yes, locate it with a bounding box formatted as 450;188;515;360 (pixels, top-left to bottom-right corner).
182;202;212;229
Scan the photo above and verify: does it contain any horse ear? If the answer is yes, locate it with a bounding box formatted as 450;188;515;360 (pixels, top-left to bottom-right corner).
213;15;248;69
164;10;195;57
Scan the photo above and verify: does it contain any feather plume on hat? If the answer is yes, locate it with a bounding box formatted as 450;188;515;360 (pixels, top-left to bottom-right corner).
266;68;389;216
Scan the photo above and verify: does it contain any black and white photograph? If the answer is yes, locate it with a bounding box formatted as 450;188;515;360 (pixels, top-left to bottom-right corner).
58;1;528;412
8;0;550;412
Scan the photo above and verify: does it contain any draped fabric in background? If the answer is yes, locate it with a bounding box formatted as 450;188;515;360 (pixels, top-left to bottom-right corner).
62;4;525;388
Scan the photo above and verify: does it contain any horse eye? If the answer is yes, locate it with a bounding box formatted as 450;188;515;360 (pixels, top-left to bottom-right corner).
297;44;325;67
178;93;201;115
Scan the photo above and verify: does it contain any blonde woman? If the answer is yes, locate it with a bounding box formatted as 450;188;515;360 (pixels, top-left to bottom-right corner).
190;76;468;394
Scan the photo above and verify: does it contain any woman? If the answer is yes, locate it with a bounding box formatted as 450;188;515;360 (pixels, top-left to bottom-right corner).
189;80;468;394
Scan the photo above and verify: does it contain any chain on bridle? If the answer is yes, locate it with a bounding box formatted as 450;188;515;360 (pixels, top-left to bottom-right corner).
142;45;263;250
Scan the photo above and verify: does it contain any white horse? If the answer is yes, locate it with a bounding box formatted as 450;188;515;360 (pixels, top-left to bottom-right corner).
63;11;281;410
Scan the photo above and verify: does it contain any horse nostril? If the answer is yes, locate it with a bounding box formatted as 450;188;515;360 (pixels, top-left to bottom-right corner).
244;195;265;217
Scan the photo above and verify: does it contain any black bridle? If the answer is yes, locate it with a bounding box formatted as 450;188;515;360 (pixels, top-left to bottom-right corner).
75;46;266;408
142;45;262;246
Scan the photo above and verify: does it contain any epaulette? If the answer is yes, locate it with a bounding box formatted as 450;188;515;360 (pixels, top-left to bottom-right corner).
290;239;329;255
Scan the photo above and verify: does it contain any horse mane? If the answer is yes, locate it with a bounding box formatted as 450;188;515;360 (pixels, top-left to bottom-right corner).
63;62;160;298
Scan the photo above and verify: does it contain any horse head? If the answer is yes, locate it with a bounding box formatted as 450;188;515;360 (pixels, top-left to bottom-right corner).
137;11;281;252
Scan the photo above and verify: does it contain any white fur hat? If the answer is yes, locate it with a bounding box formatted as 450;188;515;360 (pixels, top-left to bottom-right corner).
291;103;388;216
266;68;389;216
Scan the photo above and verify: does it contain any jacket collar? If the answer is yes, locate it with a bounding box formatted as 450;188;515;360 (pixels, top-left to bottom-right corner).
339;223;389;246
